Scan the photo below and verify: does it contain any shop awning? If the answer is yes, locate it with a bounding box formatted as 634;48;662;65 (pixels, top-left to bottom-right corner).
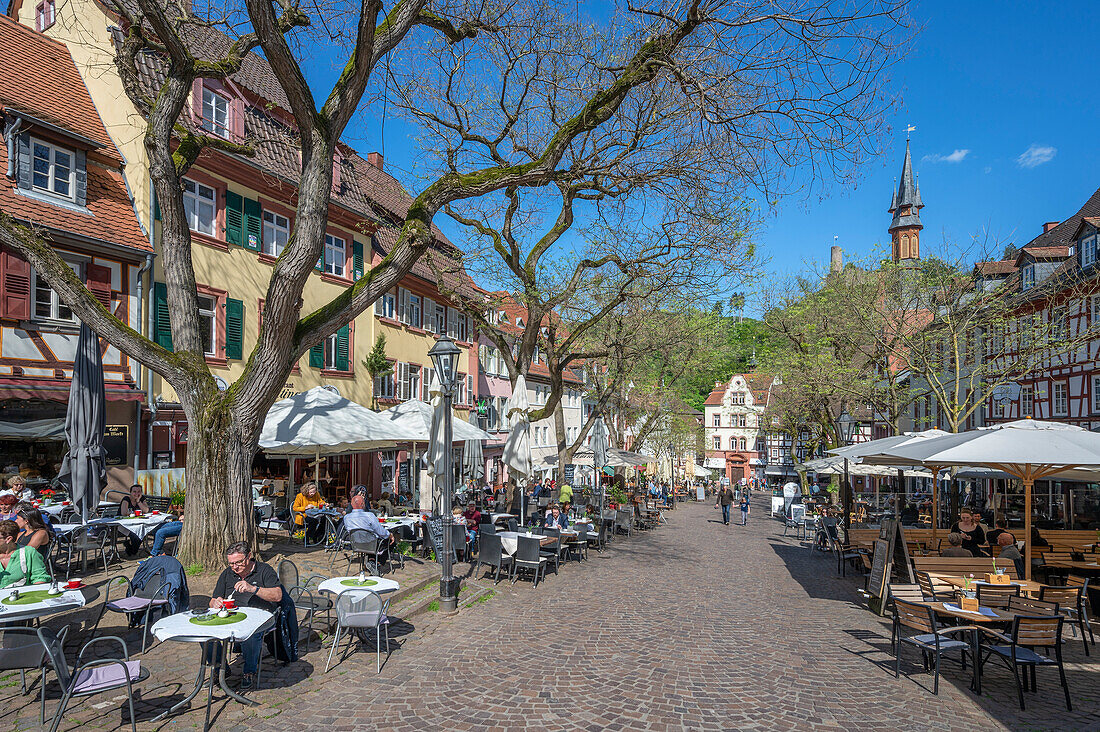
0;378;145;402
0;418;66;440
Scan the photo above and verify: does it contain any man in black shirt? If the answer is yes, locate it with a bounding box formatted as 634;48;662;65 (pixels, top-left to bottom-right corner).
715;486;735;525
210;541;282;689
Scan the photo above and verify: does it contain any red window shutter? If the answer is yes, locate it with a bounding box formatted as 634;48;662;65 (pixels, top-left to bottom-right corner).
86;262;113;310
0;249;31;321
230;97;245;140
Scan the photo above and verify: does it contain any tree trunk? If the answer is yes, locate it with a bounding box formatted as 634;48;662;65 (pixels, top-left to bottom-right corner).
176;395;258;568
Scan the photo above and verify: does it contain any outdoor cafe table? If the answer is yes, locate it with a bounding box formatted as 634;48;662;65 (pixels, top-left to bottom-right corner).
150;606;274;731
317;575;401;596
497;531;560;556
0;581;97;625
36;502;72;517
930;574;1044;596
54;513;175;541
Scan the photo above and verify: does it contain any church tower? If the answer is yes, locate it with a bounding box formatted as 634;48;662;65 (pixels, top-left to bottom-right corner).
888;140;924;262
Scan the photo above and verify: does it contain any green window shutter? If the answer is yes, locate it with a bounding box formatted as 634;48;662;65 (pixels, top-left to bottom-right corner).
309;343;324;369
225;191;244;247
225;298;244;359
335;324;349;371
352;241;364;280
243;197;262;251
153;189;161;221
153;282;173;351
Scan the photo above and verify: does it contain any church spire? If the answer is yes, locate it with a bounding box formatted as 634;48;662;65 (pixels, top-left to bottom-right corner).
888;139;923;262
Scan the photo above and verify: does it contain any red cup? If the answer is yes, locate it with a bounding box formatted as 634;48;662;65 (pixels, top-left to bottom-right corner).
62;501;70;505
151;510;160;515
134;510;142;517
65;579;81;589
222;600;236;610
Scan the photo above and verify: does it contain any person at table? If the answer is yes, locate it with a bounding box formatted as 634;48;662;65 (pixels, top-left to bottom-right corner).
0;492;18;520
985;517;1010;547
13;503;51;559
543;503;569;531
899;501;919;526
941;532;972;557
1030;525;1050;549
209;541;283;690
149;520;183;556
462;501;482;533
343;494;395;551
118;484;151;556
292;482;329;544
0;519;49;588
375;492;395;517
949;508;987;557
7;475;34;502
995;532;1024;578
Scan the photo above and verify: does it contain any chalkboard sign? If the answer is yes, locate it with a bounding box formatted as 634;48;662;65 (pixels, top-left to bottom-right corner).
868;538;891;602
103;425;128;466
562;464;575;485
426;516;444;561
398;461;410;494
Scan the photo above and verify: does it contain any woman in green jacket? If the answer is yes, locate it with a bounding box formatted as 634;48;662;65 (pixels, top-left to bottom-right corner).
0;519;49;588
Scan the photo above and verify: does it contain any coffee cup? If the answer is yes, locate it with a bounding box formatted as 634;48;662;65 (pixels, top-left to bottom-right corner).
66;578;81;589
133;510;142;517
222;599;236;610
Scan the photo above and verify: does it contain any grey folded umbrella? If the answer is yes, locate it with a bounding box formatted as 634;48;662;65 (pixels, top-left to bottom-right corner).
57;324;107;523
462;413;484;481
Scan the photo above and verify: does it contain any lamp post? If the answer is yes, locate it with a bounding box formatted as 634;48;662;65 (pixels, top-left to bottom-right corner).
429;334;462;613
836;410;859;538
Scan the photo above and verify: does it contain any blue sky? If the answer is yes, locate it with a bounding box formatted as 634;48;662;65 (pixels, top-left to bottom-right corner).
312;1;1100;310
759;1;1100;293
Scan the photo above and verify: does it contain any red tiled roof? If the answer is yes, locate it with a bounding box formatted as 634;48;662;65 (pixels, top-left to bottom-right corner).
0;145;151;253
743;373;774;402
703;386;725;406
1014;245;1070;266
0;15;116;153
1020;185;1100;250
974;260;1016;276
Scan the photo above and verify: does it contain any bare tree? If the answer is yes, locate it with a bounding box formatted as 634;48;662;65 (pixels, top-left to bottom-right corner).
0;0;909;564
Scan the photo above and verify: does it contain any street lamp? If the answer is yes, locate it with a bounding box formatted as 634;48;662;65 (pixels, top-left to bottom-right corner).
429;334;462;613
835;410;859;538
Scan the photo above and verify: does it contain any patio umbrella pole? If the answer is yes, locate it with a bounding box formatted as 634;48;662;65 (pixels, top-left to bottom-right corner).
1023;471;1033;581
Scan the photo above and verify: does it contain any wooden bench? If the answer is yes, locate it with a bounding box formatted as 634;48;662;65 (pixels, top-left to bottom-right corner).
912;556;1019;580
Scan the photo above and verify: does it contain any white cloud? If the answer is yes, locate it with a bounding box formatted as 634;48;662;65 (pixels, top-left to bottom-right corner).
1016;144;1057;168
922;149;970;164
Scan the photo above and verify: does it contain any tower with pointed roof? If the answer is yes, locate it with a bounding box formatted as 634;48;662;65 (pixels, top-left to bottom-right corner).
888;140;924;262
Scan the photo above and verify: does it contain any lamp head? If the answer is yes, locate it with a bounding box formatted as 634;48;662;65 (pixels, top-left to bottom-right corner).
429;335;462;390
837;410;858;444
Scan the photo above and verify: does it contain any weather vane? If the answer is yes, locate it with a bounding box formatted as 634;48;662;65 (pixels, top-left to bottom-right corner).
905;125;916;140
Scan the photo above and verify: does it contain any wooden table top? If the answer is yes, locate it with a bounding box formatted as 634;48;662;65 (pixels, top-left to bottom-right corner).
1043;560;1100;571
917;601;1016;624
930;574;1042;595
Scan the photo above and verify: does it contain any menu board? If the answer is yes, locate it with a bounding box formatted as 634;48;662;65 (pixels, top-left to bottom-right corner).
103;425;128;466
867;538;891;601
563;464;576;485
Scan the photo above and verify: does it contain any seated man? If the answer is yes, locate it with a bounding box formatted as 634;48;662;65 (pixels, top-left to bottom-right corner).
209;541;283;689
0;519;49;588
343;495;395;555
461;501;482;535
941;532;972;557
543;503;569;531
149;520;183;557
996;532;1024;578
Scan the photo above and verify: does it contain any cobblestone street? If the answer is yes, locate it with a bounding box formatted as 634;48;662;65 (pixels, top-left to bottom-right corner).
4;502;1098;731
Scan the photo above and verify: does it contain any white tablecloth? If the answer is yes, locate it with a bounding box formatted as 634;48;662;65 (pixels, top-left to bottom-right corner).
55;515;174;540
378;517;419;532
497;531;554;556
0;582;86;624
37;503;71;517
151;607;273;642
317;576;400;595
491;513;516;523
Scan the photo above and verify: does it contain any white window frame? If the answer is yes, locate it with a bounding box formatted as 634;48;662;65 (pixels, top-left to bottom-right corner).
1021;264;1035;290
201;87;231;138
323;234;346;277
1053;381;1068;417
1020;385;1034;418
323;332;338;370
32;259;81;323
181;178;216;236
379;449;396;493
35;0;55;31
373;363;395;400
374;290;395;319
1093;376;1100;415
31;137;74;200
1082;234;1097;268
712;414;720;427
407;293;421;328
262;210;289;256
197;294;217;357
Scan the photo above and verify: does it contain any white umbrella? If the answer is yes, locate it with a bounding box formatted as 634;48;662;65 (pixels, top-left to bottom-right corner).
863;419;1100;578
799;455;930;478
502;375;532;518
260;386;419;455
381;399;492;443
693;464;712;477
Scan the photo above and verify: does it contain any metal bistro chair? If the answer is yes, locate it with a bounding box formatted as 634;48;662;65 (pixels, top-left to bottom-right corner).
1040;584;1091;656
512;535;548;588
891;598;976;696
539;528;563;575
567;527;589;561
1063;575;1095;649
37;628;149;732
0;626;48;700
324;589;390;673
588;521;609;553
145;496;170;513
344;529;385;576
451;524;471;564
91;572;171;653
830;534;863;577
473;533;513;583
258;503;290;545
278;559;332;652
55;525;110;579
979;614;1072;711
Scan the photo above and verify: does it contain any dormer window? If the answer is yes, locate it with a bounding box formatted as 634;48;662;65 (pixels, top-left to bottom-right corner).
201;87;231;138
35;0;55;31
31;138;73;200
1081;234;1097;269
1021;263;1035;290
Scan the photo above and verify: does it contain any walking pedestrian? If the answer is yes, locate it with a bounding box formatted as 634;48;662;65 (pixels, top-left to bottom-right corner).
715;485;735;525
739;494;750;525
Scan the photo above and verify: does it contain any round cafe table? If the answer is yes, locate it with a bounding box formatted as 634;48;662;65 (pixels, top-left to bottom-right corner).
317;575;400;596
0;582;98;625
150;606;274;732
